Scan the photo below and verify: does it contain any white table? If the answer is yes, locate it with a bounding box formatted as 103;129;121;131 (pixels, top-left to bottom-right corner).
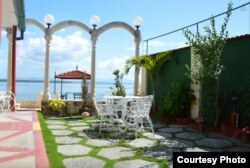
104;96;146;130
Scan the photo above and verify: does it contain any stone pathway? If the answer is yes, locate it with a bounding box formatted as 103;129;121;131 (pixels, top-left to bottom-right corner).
45;117;250;168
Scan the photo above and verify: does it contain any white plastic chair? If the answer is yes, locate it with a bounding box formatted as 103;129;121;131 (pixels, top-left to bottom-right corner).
106;97;127;130
0;91;16;113
93;98;113;134
126;95;154;138
93;97;126;134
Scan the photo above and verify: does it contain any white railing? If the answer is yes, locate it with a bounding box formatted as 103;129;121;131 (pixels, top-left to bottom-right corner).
0;91;16;113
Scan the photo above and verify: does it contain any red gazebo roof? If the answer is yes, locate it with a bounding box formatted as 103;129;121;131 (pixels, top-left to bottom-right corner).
55;68;91;80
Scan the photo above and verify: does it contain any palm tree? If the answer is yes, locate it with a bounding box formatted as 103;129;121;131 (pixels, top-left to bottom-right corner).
125;51;173;114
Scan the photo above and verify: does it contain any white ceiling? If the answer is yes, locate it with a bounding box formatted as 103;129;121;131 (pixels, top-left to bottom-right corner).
1;0;17;29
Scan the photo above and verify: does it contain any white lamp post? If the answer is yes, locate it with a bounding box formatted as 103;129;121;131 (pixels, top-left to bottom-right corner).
133;17;143;31
90;15;100;98
90;15;100;29
43;14;54;101
133;17;142;95
44;14;54;28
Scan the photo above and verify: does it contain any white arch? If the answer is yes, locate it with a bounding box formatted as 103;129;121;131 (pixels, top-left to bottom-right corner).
97;21;136;38
26;18;46;32
50;20;91;34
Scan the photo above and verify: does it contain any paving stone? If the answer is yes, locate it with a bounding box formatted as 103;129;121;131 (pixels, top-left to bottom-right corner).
86;119;100;123
224;146;250;152
161;138;194;149
175;132;205;140
46;117;62;120
63;156;105;168
143;147;181;160
205;132;231;139
67;122;88;126
167;161;173;168
86;139;116;147
143;132;166;140
55;136;82;144
46;120;65;125
156;132;173;138
77;132;88;137
51;130;73;136
127;138;156;148
185;127;199;132
70;126;91;131
195;138;233;149
158;127;183;133
98;147;135;159
81;132;100;139
58;144;91;156
47;125;67;130
184;147;222;152
153;123;166;129
114;159;158;168
63;117;83;121
169;124;188;128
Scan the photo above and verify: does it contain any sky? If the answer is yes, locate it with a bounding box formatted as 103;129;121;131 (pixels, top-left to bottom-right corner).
0;0;249;82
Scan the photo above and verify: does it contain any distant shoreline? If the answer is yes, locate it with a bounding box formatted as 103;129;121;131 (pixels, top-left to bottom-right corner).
0;79;133;84
0;79;69;83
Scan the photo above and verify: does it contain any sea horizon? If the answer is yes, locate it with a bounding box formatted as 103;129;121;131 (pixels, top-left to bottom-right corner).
0;79;134;101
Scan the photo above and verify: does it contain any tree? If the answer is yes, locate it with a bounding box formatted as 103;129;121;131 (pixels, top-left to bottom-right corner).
183;2;232;126
125;51;173;113
81;73;89;99
109;70;126;96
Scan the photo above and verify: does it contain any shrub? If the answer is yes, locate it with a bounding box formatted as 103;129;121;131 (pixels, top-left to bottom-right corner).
159;80;196;119
48;99;66;116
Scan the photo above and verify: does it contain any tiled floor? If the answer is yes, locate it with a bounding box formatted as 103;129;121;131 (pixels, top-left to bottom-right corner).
0;111;49;168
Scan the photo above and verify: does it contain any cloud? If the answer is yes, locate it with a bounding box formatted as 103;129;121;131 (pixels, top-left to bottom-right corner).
15;31;135;80
96;55;134;81
16;31;91;72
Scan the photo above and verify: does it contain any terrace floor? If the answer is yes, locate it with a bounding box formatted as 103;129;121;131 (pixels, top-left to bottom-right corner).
0;111;250;168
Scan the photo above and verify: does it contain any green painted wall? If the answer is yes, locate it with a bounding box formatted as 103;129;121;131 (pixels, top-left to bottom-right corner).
147;35;250;126
147;47;191;108
218;36;250;125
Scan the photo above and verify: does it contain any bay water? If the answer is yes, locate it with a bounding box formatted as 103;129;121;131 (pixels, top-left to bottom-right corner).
0;80;133;101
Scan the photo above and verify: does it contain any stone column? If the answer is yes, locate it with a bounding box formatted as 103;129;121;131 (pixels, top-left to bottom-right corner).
190;47;201;119
6;28;12;94
43;29;52;101
140;67;147;96
134;30;141;96
90;29;98;98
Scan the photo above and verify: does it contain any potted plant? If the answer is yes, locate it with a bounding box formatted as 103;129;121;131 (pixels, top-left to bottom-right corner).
196;116;205;131
241;127;250;143
48;99;66;116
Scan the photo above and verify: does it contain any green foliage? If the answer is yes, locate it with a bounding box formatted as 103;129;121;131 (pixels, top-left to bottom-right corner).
48;99;65;113
183;2;232;126
81;74;89;99
159;80;196;119
125;51;174;112
109;70;126;96
183;2;232;82
37;112;64;168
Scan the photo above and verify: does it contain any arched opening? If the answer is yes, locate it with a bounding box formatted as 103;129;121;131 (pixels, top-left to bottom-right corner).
96;28;135;98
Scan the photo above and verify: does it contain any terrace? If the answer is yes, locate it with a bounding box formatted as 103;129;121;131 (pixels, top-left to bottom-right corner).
0;0;250;168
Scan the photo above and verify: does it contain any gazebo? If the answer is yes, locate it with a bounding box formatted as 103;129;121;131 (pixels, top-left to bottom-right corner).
54;66;91;99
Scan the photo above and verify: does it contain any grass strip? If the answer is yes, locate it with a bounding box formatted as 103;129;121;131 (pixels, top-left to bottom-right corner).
38;112;64;168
